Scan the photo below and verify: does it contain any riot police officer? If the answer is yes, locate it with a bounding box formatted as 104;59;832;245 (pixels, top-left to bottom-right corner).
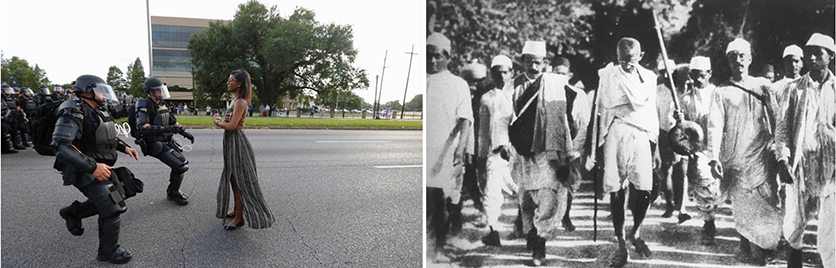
18;87;38;147
1;83;17;154
135;77;194;205
52;85;68;102
38;84;54;103
3;86;25;150
53;75;139;264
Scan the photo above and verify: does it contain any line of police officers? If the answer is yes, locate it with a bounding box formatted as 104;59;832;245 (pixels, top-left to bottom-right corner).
1;82;70;154
1;74;195;264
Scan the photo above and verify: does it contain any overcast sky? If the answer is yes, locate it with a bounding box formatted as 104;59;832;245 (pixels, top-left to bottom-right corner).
0;0;425;105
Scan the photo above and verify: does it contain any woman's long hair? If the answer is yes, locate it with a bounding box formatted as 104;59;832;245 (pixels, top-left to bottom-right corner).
231;69;252;105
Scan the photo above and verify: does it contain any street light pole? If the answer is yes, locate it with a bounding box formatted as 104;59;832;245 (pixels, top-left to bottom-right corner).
401;44;417;119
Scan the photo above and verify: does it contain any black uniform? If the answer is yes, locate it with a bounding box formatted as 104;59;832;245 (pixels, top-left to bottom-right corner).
135;97;193;205
1;93;17;154
53;75;133;264
3;94;25;149
18;93;38;146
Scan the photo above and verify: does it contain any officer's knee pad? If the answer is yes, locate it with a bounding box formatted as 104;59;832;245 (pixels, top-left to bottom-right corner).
175;162;189;174
87;183;127;219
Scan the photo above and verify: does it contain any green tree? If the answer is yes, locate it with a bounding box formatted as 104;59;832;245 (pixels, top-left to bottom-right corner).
1;56;49;89
189;1;369;107
106;66;128;92
383;100;401;111
404;94;423;110
125;58;146;96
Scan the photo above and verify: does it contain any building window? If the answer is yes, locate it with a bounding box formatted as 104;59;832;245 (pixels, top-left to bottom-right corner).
153;49;192;77
151;24;206;49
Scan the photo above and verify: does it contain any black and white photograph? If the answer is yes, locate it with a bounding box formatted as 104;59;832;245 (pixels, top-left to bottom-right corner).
425;0;835;267
1;0;423;267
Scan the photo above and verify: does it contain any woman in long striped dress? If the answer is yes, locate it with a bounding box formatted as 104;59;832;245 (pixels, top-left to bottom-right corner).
213;70;275;230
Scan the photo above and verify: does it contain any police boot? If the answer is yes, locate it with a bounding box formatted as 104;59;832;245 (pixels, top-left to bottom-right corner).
96;216;132;264
1;133;17;154
12;134;25;150
166;172;189;206
59;200;96;236
22;133;31;147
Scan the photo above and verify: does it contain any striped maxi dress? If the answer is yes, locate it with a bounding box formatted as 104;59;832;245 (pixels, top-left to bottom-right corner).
215;106;275;229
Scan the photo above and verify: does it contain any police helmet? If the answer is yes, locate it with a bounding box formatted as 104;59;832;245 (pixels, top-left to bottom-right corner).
39;84;50;94
1;83;12;95
72;75;118;105
143;77;170;99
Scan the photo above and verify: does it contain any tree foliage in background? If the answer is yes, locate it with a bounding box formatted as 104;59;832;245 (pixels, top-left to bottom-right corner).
125;57;146;97
189;0;369;108
404;93;423;110
384;100;401;111
106;66;129;93
1;54;51;89
429;0;833;90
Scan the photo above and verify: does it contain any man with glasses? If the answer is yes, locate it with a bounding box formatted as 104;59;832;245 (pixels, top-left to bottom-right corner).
589;37;658;267
508;41;582;266
706;38;781;266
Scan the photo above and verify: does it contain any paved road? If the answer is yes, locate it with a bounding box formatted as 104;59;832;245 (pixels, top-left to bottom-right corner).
430;180;824;267
2;129;422;268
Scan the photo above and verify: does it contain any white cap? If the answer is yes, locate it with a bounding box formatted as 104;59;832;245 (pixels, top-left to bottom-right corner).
427;33;451;55
782;45;803;58
726;38;751;55
461;62;487;80
491;55;513;68
689;56;711;71
522;41;547;57
657;59;675;71
805;33;835;53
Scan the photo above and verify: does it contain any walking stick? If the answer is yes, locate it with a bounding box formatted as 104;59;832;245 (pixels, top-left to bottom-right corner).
587;84;602;242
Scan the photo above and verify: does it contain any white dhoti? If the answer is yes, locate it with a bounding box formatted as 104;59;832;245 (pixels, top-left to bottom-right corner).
819;190;835;267
480;153;518;228
728;178;782;249
603;119;653;193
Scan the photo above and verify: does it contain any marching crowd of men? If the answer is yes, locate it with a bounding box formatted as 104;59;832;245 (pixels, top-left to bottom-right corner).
427;31;835;267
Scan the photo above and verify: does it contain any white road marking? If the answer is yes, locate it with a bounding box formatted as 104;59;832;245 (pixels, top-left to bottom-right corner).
374;165;422;169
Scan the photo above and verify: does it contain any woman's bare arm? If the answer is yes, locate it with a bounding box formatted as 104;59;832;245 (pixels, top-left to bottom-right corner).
215;99;248;130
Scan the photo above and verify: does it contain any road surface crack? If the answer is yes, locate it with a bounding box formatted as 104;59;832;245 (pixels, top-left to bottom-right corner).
282;213;324;266
210;131;217;163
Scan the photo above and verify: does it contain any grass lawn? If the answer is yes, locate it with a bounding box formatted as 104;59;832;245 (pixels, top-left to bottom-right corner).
117;115;421;130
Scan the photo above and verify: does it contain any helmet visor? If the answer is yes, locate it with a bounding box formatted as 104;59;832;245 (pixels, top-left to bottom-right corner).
92;83;119;103
40;87;51;94
2;86;13;94
148;84;171;100
53;86;64;93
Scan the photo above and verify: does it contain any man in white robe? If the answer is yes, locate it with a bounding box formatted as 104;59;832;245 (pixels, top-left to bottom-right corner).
774;33;836;268
425;33;473;263
476;55;518;247
588;37;658;267
707;38;782;266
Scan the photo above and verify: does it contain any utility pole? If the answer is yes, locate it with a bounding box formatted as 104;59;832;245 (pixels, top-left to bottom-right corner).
372;75;379;115
146;0;153;76
400;44;417;119
375;50;388;119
